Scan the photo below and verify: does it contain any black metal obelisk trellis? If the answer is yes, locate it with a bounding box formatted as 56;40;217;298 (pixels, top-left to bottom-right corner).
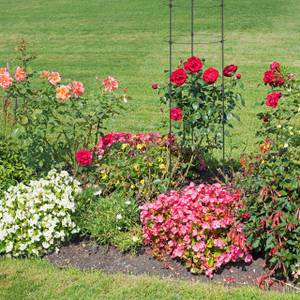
167;0;226;169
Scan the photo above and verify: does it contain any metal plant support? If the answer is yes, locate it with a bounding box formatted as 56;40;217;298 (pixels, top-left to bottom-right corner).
168;0;226;168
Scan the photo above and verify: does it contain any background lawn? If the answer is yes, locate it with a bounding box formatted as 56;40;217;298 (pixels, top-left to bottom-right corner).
0;259;299;300
1;0;300;158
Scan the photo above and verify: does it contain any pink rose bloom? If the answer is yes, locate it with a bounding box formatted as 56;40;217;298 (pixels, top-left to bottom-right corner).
270;61;281;72
48;71;61;85
102;76;119;92
14;66;27;81
69;81;85;98
0;71;13;90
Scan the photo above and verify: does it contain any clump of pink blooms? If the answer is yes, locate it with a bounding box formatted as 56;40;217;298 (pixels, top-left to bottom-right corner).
102;76;119;92
140;183;252;278
95;131;175;157
0;67;14;90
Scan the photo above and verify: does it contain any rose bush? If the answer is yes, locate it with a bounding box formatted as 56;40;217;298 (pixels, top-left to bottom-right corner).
236;61;300;283
0;41;128;174
141;183;252;277
158;55;243;168
0;170;80;257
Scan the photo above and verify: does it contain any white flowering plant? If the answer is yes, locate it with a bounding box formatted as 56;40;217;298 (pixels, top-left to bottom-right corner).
0;169;81;257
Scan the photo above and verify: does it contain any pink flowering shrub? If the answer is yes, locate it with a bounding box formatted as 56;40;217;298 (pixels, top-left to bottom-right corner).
141;183;252;277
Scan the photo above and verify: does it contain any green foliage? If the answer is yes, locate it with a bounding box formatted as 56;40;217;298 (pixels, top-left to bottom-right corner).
0;137;33;196
113;226;143;254
74;189;142;252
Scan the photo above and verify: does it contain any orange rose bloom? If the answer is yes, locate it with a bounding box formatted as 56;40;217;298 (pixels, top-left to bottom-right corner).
56;85;71;101
41;70;50;79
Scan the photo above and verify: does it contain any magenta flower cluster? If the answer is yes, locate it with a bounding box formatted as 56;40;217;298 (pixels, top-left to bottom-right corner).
140;183;252;277
96;132;175;157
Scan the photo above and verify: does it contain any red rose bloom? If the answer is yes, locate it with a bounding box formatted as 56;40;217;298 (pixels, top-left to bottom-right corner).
272;73;285;86
265;92;282;108
170;107;183;121
263;70;274;85
101;133;115;149
183;56;203;74
263;69;285;86
76;149;93;166
152;83;158;90
170;68;187;86
223;64;238;77
270;61;281;72
236;73;241;79
202;67;219;84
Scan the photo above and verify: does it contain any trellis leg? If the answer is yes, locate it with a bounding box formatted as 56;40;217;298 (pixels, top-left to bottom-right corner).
221;0;225;165
191;0;194;56
168;0;173;172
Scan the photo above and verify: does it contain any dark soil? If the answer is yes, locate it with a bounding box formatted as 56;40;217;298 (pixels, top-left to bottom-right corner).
46;239;289;291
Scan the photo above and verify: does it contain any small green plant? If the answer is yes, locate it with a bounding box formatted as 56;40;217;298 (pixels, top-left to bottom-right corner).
0;137;33;197
74;189;142;252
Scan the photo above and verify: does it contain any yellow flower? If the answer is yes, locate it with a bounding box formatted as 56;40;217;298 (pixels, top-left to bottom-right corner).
140;179;145;185
121;143;129;150
102;174;108;180
159;164;166;171
136;143;145;150
133;164;140;171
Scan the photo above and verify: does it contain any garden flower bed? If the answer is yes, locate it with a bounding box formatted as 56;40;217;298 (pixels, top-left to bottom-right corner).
0;43;299;291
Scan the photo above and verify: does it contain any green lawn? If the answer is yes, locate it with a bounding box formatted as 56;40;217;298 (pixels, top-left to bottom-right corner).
1;0;300;156
0;259;298;300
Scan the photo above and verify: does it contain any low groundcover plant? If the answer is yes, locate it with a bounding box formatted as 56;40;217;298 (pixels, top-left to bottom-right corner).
0;169;81;257
141;182;252;278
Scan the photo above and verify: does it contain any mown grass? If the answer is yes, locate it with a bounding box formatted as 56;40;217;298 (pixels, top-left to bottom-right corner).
0;258;298;300
1;0;300;156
